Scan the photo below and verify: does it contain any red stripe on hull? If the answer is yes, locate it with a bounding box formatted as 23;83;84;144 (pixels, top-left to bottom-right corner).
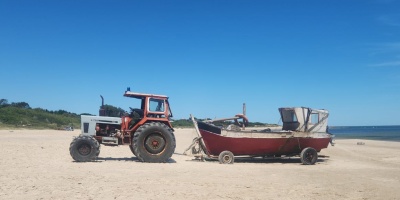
199;129;331;157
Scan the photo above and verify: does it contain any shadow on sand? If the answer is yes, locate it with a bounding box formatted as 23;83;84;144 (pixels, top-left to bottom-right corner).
233;157;329;164
184;156;329;165
72;157;176;163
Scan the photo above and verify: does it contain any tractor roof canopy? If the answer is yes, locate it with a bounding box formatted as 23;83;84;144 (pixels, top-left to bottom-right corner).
124;91;168;99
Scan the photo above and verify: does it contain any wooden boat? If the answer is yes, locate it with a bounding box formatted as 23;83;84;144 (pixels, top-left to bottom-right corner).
187;107;334;165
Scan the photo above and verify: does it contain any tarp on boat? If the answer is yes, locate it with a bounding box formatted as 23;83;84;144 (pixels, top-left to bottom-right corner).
279;107;328;133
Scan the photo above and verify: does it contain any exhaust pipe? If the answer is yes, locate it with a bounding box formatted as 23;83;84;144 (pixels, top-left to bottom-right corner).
99;95;106;116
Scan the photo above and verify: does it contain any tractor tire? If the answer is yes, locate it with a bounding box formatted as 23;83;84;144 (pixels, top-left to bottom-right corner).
129;145;137;157
69;135;100;162
300;147;318;165
133;122;176;163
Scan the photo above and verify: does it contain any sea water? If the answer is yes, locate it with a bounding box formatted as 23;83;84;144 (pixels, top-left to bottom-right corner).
328;125;400;141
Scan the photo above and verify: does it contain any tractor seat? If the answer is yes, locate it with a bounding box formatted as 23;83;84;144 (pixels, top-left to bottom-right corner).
130;108;144;118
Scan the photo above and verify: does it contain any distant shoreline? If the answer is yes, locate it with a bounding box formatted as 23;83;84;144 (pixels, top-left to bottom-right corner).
330;125;400;127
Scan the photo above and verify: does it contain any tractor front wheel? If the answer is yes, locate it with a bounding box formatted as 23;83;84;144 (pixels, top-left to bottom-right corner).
69;135;100;162
133;122;176;163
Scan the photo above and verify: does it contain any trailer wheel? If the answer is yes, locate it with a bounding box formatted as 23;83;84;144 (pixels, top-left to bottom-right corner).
133;122;176;163
218;151;234;164
69;135;100;162
300;147;318;165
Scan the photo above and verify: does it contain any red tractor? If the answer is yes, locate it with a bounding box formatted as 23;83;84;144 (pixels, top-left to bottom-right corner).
69;88;176;163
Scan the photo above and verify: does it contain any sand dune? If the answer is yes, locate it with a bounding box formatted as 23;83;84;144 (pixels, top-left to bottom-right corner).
0;128;399;199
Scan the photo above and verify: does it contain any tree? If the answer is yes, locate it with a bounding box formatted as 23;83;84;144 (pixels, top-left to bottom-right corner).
80;113;94;116
0;99;8;107
54;110;68;115
171;119;193;127
102;104;126;117
11;102;30;109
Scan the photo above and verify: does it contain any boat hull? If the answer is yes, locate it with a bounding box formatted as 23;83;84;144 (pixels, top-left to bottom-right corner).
198;122;331;157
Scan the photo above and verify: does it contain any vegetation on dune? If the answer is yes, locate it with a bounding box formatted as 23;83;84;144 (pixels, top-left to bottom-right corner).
0;98;277;129
0;99;81;129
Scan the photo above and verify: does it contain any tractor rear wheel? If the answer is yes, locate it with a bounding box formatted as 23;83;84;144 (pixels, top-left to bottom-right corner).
69;135;100;162
129;145;137;157
133;122;176;163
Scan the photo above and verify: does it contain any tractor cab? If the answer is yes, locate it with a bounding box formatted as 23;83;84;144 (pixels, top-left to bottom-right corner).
123;90;172;119
121;90;173;132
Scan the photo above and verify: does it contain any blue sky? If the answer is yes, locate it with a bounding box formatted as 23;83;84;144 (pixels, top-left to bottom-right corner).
1;0;399;126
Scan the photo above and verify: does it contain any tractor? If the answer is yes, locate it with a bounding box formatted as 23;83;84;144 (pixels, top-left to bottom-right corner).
69;88;176;163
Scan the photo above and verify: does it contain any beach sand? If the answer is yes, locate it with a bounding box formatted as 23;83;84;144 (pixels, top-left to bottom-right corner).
0;128;399;200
